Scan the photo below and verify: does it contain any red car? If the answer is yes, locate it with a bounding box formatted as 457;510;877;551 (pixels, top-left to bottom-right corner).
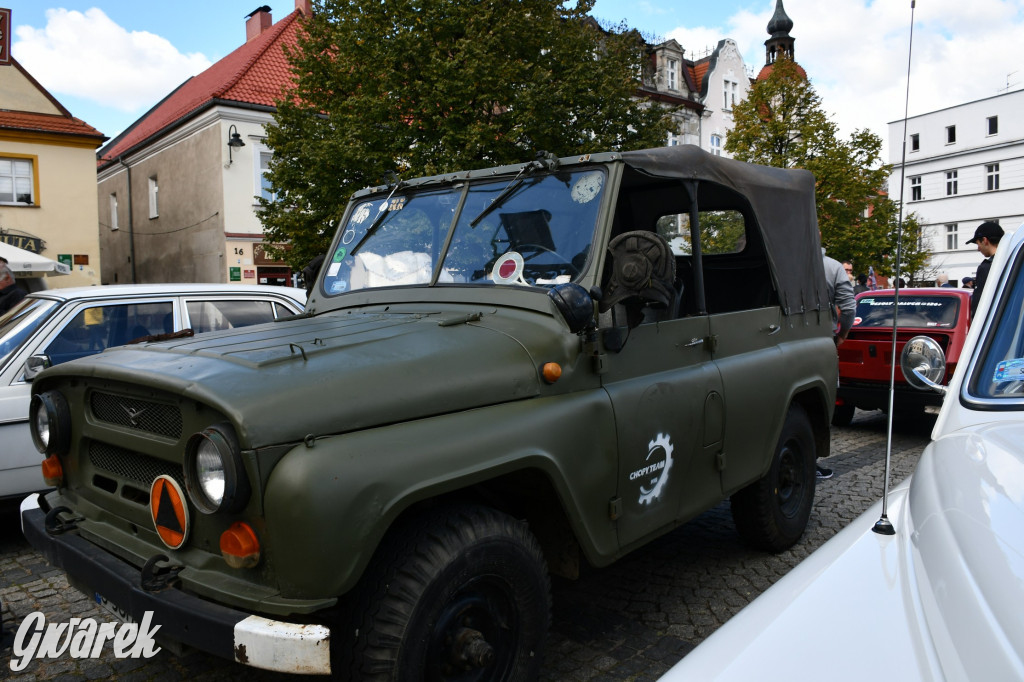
833;287;972;425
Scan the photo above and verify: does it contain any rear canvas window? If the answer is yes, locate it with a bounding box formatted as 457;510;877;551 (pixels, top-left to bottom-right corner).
854;295;960;328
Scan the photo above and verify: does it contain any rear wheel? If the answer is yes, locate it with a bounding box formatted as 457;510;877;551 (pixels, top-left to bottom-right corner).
341;505;551;681
731;404;816;552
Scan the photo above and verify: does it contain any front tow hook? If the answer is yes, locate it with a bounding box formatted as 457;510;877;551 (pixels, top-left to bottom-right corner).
44;506;82;536
141;554;185;592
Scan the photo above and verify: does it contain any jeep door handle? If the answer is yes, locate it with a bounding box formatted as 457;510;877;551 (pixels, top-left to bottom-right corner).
684;337;703;347
765;324;781;335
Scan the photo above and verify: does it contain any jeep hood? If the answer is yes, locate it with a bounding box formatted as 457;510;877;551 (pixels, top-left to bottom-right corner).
43;310;544;448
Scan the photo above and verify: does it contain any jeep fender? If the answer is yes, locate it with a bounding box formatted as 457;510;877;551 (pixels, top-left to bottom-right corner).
262;390;617;599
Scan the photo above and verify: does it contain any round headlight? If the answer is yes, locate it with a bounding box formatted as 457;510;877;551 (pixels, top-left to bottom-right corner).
184;424;249;514
29;392;71;457
195;438;226;505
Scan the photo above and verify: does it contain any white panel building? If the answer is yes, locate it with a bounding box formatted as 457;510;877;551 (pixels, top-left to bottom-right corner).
888;89;1024;285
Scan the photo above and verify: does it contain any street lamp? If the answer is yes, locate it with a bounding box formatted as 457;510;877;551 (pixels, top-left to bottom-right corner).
227;124;246;165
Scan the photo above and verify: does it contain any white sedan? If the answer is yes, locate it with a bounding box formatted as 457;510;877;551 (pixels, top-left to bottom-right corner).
660;223;1024;682
0;284;305;502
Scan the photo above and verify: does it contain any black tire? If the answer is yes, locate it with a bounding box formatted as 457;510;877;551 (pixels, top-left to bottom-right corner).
831;403;855;427
731;404;816;552
342;505;551;682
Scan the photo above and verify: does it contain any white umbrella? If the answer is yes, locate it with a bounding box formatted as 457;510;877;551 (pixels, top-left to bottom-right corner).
0;242;71;276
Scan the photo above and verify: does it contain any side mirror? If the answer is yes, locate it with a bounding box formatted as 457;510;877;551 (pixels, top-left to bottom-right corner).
23;354;51;382
548;283;594;335
900;335;947;395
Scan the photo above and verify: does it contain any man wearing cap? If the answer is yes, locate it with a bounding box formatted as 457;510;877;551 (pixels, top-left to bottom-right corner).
967;221;1004;319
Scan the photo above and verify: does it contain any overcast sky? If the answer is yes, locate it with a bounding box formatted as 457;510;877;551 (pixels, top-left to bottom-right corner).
9;0;1024;157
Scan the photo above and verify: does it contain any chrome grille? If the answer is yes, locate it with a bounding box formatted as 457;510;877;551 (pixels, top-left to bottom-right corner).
90;392;182;438
88;441;184;490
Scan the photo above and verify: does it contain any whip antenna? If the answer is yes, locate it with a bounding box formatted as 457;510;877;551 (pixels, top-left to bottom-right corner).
873;0;917;536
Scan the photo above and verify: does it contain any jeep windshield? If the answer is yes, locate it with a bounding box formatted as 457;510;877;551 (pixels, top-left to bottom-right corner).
854;294;961;328
322;168;603;295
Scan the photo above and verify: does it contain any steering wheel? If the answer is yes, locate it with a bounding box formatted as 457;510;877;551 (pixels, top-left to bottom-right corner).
516;243;580;276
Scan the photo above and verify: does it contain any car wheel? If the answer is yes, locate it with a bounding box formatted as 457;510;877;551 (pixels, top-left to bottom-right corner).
731;403;816;552
342;505;551;681
831;403;855;427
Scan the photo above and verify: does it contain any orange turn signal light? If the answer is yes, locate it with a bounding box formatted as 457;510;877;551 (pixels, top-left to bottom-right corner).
220;521;261;569
542;362;562;384
41;455;63;487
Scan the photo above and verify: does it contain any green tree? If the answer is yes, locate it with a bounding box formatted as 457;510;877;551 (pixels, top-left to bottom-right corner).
261;0;677;268
725;56;929;282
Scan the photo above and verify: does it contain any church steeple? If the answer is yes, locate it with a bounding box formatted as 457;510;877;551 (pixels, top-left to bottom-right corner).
765;0;795;66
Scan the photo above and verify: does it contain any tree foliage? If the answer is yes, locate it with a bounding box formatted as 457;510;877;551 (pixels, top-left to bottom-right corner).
725;57;929;283
261;0;677;268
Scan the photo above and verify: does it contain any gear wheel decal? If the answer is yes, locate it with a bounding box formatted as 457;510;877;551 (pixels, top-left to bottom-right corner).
637;433;674;505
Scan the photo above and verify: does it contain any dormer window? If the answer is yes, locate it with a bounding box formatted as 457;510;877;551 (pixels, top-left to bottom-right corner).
667;58;678;90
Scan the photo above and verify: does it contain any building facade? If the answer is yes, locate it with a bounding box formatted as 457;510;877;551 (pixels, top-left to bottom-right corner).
95;2;309;287
640;36;751;157
0;10;106;288
889;88;1024;285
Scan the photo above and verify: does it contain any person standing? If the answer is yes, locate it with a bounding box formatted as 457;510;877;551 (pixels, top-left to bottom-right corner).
853;273;869;294
820;245;855;479
841;261;855;284
967;221;1004;320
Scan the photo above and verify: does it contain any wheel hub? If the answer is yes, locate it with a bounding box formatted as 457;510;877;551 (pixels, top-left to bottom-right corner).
449;627;495;669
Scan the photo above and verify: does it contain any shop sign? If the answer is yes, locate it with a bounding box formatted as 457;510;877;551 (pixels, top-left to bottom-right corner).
0;231;43;253
230;267;241;282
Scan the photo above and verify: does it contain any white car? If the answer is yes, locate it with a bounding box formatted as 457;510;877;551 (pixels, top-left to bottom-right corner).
0;284;305;501
660;224;1024;682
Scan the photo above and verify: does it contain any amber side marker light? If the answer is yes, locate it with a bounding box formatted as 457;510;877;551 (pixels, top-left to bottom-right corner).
41;455;63;487
220;522;261;569
542;362;562;384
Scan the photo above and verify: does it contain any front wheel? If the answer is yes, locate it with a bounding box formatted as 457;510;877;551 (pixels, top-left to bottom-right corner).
731;404;816;552
342;505;551;681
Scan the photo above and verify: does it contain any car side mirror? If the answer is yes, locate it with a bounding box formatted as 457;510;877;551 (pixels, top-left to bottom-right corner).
23;354;51;382
900;335;947;395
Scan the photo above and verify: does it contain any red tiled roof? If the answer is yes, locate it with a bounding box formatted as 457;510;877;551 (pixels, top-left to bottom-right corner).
757;61;807;81
98;9;304;166
691;60;710;94
0;110;104;140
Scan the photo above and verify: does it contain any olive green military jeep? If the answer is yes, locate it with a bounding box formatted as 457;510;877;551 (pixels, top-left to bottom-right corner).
22;145;836;679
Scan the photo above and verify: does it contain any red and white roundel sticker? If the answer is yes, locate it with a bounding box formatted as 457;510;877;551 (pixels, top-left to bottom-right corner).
150;475;190;550
491;252;525;285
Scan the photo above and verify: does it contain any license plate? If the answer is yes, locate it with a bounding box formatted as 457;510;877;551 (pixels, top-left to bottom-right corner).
94;592;135;624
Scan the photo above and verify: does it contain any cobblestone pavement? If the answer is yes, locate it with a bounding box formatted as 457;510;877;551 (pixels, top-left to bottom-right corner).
0;410;931;681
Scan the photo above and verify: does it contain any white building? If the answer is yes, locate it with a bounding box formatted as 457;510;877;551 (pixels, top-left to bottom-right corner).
693;39;751;157
639;37;751;157
888;88;1024;286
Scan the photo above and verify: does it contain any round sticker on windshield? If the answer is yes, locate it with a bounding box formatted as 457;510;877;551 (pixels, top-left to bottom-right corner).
351;203;371;224
492;252;526;285
571;171;603;204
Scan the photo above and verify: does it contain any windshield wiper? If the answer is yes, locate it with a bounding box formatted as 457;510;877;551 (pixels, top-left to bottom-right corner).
348;179;405;259
469;160;542;228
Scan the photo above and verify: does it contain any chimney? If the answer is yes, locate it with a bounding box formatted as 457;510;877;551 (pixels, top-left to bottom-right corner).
245;6;273;43
295;0;311;15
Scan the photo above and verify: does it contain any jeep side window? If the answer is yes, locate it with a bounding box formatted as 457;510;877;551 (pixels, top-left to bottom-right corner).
658;210;747;256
